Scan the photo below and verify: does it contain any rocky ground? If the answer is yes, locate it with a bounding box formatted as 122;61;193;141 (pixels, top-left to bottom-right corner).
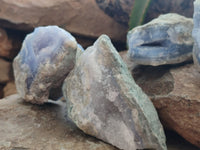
0;94;199;150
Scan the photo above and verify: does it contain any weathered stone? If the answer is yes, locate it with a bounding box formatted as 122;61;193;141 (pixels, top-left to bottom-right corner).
0;94;117;150
13;26;78;104
128;13;193;66
132;63;200;148
0;0;127;42
0;58;11;84
63;35;167;150
3;81;17;97
193;0;200;71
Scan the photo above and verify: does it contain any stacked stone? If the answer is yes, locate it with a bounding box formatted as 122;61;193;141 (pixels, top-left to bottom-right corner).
12;25;167;150
3;0;200;150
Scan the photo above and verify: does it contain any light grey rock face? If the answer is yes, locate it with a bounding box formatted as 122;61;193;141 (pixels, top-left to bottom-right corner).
193;0;200;71
13;26;78;104
63;35;167;150
128;13;193;66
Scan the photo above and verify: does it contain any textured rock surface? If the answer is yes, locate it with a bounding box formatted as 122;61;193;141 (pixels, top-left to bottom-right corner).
13;26;77;104
0;94;117;150
193;0;200;71
63;35;167;150
132;63;200;148
1;94;199;150
128;13;193;66
3;81;17;97
0;58;12;84
0;0;127;42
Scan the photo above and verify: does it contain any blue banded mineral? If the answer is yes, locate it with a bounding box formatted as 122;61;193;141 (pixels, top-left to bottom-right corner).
193;0;200;71
13;26;79;104
128;13;193;66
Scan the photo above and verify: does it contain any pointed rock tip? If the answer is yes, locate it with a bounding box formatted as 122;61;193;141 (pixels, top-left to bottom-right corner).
96;34;112;46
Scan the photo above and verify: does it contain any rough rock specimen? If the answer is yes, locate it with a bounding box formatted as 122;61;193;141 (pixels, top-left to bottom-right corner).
128;13;193;66
13;26;78;104
63;35;167;150
0;58;12;84
132;63;200;148
0;0;127;42
0;94;117;150
193;0;200;71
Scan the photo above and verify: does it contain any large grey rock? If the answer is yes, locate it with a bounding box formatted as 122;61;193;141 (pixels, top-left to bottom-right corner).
13;26;78;104
193;0;200;71
63;35;167;150
128;13;193;66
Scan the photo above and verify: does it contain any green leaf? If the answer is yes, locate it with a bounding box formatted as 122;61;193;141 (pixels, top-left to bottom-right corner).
129;0;152;30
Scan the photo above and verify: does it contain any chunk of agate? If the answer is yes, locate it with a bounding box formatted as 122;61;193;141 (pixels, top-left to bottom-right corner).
13;26;78;104
128;13;193;66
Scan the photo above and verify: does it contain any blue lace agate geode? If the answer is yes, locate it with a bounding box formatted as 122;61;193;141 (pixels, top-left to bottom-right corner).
13;26;79;104
128;14;193;66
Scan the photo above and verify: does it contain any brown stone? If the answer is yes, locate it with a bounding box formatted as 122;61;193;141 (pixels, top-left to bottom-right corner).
0;28;12;59
0;94;117;150
132;63;200;148
0;28;23;60
3;81;17;97
0;0;127;42
0;58;11;84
